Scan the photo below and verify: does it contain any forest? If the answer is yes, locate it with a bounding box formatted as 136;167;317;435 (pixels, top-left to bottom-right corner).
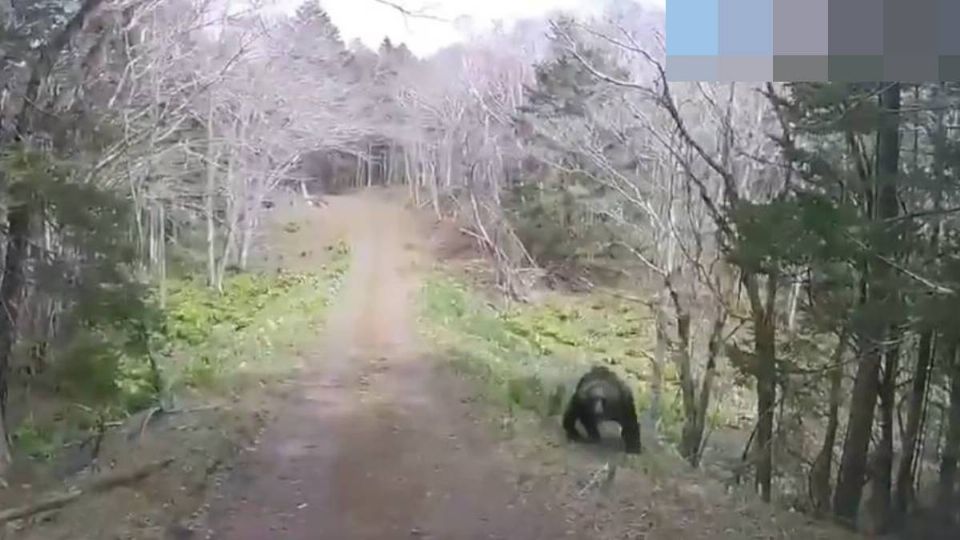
0;0;959;538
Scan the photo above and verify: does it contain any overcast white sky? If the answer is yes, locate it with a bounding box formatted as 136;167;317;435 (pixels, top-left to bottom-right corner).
266;0;665;57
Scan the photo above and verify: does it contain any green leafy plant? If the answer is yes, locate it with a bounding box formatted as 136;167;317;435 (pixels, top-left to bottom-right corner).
160;248;351;392
12;420;58;462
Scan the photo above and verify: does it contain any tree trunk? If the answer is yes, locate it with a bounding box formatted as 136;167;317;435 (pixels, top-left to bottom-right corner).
204;96;218;290
158;204;167;308
215;175;242;291
785;278;801;334
671;283;697;464
0;195;31;470
895;84;946;522
0;0;107;472
445;138;453;189
405;147;418;205
239;211;258;270
146;204;156;270
871;330;901;533
356;156;362;190
743;270;778;503
647;292;668;443
754;303;776;502
691;304;724;468
894;329;935;518
833;82;902;527
938;342;960;525
215;204;240;291
366;143;373;187
428;160;440;219
833;297;885;525
809;328;849;516
215;226;236;291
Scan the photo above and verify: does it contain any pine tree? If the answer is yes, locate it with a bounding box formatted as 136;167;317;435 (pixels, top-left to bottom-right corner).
293;0;343;50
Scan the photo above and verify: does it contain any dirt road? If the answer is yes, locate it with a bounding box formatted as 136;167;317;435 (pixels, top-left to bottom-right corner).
205;194;577;539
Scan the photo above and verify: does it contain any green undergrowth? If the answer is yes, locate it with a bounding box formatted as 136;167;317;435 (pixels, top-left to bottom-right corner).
160;241;350;395
11;242;350;462
420;273;688;437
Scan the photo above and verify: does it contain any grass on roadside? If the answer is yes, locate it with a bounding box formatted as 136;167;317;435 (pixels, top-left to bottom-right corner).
10;241;351;463
162;240;351;395
418;272;690;436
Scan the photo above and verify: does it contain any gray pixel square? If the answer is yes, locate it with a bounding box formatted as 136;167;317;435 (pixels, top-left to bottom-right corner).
667;55;719;81
773;56;828;82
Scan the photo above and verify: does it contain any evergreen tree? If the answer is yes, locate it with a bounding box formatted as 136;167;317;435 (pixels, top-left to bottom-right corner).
294;0;342;46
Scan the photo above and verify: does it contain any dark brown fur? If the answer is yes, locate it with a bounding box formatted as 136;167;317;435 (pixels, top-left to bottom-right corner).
562;366;641;454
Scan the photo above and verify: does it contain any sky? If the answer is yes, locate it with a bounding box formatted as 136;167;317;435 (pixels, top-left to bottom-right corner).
266;0;665;57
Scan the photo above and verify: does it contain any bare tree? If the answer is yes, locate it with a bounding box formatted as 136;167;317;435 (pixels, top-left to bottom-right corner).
542;12;791;499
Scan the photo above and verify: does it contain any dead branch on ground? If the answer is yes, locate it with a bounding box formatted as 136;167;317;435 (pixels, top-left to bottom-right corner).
0;458;175;525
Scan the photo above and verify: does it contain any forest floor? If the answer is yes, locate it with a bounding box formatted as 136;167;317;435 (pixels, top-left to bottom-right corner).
1;189;856;539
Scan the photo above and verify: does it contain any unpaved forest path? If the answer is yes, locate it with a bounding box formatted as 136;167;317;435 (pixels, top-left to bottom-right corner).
205;192;576;539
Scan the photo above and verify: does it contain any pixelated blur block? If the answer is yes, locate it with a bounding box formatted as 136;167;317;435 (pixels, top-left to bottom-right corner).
938;56;960;82
666;0;718;56
827;56;883;82
667;56;719;81
881;0;938;80
719;0;772;56
883;55;939;82
828;0;883;56
666;0;718;80
717;0;772;81
941;0;960;56
718;56;772;82
773;56;828;82
667;0;956;82
773;0;827;56
886;0;936;54
938;0;960;81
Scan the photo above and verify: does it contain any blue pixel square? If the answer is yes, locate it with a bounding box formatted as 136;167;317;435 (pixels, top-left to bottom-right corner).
719;0;773;56
667;0;720;56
